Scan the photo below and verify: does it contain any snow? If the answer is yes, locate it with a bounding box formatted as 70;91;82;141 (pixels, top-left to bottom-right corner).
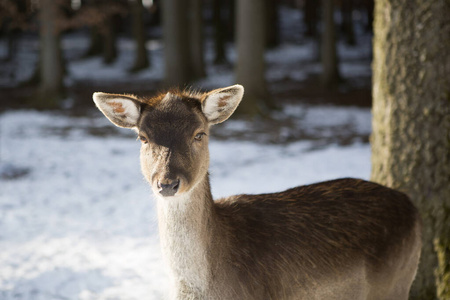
67;38;165;84
0;106;371;299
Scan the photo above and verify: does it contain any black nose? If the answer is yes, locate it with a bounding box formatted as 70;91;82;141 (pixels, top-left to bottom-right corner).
158;179;180;197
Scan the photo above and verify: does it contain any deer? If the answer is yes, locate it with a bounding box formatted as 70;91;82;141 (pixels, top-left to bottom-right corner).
93;84;422;300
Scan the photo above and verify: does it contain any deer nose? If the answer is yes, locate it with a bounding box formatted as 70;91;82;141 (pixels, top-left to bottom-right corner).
157;179;180;197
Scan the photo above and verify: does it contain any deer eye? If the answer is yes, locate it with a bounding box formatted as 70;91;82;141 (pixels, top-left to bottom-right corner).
194;132;206;141
138;135;148;144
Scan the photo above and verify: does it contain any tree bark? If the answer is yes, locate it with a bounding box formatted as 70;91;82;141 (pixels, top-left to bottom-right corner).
225;0;235;41
265;0;279;49
188;0;206;79
37;0;65;107
102;14;118;64
162;0;195;86
365;0;374;32
130;0;149;72
341;0;355;46
371;0;450;299
235;0;272;115
304;0;318;37
213;0;228;64
84;26;103;57
321;0;340;88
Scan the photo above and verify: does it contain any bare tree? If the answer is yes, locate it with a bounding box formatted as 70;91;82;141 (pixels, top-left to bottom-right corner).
102;12;118;64
36;0;65;107
303;0;319;37
0;0;29;62
341;0;355;45
84;26;103;57
212;0;228;64
188;0;206;78
321;0;340;88
235;0;272;115
77;0;126;63
162;0;204;86
129;0;149;72
265;0;280;49
371;0;450;299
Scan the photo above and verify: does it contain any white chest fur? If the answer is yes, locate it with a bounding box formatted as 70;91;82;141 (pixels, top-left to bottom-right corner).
156;193;215;291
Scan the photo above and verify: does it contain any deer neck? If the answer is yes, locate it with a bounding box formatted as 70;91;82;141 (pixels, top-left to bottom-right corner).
156;173;222;287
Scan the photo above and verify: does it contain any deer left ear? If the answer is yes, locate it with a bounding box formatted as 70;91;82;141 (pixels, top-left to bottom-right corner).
202;84;244;125
93;92;141;128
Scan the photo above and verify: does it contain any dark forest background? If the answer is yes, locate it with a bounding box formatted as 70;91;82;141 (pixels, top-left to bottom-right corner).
0;0;374;112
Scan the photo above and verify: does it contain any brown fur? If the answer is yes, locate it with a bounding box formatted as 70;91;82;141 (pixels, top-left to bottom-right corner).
93;86;422;300
215;178;421;299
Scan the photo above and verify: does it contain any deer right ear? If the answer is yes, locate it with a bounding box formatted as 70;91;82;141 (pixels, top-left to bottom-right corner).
202;84;244;125
93;92;141;128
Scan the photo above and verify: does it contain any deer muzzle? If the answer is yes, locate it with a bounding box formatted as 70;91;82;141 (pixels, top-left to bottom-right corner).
157;178;180;197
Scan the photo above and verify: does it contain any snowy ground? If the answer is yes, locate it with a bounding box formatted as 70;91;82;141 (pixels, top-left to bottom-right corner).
0;104;371;300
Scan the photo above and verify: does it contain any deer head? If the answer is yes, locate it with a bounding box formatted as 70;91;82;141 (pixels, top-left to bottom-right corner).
93;85;244;198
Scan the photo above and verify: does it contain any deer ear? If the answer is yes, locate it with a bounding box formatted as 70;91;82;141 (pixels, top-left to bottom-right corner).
202;85;244;125
93;92;141;128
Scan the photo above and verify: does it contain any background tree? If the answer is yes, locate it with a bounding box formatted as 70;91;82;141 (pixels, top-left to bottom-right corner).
78;0;125;64
371;0;450;299
84;25;103;57
365;0;374;32
321;0;340;88
102;12;118;64
212;0;228;64
189;0;206;79
82;0;103;58
0;0;29;62
340;0;355;46
265;0;280;49
225;0;235;41
162;0;204;86
36;0;65;107
129;0;149;72
235;0;272;115
303;0;319;38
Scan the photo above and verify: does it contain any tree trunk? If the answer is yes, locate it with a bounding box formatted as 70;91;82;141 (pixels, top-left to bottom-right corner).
84;26;103;58
162;0;194;86
235;0;272;115
213;0;228;64
6;28;20;62
265;0;279;49
321;0;340;88
371;0;450;299
130;0;149;72
304;0;319;37
102;14;117;64
188;0;206;79
365;0;374;32
37;0;65;108
341;0;355;46
225;0;235;41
